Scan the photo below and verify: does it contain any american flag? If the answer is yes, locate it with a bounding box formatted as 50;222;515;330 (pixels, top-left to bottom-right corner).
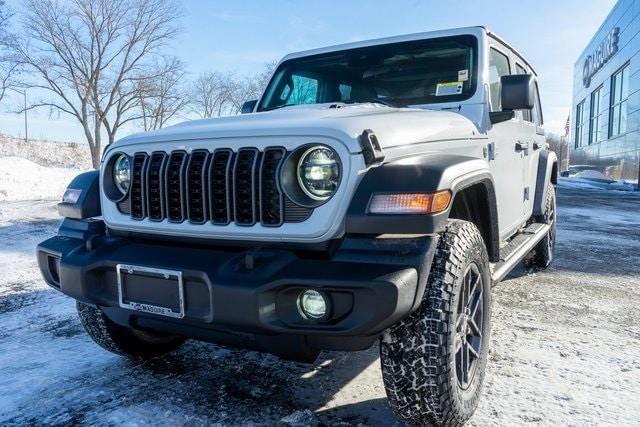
564;115;570;137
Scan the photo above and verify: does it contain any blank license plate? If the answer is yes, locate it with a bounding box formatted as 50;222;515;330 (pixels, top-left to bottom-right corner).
116;264;185;319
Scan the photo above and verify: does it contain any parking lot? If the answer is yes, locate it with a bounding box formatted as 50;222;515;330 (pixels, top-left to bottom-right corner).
0;181;638;426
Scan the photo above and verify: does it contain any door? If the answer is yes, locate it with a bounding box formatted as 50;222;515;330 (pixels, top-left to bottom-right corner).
515;63;545;219
486;46;528;240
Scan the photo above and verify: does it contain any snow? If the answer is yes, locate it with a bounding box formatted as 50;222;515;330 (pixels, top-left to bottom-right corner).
0;156;85;201
0;161;639;424
559;176;637;192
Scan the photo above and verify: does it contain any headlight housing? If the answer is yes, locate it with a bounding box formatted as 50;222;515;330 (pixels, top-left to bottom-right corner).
113;154;130;194
296;146;340;201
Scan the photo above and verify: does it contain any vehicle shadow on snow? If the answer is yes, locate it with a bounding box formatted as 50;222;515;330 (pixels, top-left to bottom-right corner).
3;321;396;425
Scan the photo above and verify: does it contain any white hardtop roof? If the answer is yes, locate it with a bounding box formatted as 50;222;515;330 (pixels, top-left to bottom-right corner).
281;25;537;76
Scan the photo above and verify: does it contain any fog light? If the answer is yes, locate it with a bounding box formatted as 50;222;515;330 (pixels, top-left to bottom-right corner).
298;290;328;319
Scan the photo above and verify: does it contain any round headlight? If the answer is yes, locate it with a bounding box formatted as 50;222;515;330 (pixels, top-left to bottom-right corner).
297;146;340;200
113;154;130;194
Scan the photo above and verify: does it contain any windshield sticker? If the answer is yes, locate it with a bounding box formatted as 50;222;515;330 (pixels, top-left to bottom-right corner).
436;82;463;96
458;69;469;81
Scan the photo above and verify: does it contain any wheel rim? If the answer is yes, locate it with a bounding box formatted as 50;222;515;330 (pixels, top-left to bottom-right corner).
455;263;484;390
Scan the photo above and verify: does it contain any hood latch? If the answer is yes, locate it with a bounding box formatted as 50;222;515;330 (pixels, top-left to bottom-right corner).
359;129;385;167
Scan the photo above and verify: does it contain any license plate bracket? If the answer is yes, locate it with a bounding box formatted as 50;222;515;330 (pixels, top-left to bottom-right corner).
116;264;185;319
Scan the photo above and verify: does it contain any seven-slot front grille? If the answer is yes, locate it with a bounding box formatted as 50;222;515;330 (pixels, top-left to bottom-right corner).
125;147;306;226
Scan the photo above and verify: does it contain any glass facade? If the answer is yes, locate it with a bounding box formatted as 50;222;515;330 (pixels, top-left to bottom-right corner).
589;85;603;144
571;0;640;184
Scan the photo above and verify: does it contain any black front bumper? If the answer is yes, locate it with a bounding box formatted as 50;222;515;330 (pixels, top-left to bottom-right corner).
37;219;437;361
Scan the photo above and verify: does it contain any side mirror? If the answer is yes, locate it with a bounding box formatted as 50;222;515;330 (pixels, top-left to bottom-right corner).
501;74;535;110
241;99;257;114
490;74;535;124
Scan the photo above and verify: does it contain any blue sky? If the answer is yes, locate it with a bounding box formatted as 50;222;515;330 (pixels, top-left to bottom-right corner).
0;0;617;142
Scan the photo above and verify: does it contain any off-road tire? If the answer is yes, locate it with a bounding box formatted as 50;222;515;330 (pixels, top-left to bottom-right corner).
77;301;186;358
532;184;556;268
380;220;491;426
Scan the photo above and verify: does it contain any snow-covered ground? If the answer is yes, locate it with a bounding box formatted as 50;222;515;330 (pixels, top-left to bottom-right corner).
0;157;86;201
0;179;639;425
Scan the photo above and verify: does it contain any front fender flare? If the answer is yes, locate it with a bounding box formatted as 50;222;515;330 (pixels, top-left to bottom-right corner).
345;154;496;235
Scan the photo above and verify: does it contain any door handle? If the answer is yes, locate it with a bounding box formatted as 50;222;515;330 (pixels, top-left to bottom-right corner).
515;141;529;152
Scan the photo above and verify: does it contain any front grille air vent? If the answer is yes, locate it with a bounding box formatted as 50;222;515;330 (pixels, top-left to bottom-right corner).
233;148;259;226
260;147;285;226
119;147;309;226
208;149;233;224
130;153;148;220
186;150;209;224
166;151;187;222
146;152;167;221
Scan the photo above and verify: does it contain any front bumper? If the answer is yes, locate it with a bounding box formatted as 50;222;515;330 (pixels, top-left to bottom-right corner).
37;219;437;360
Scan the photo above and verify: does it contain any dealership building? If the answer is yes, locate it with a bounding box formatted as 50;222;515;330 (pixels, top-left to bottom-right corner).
571;0;640;183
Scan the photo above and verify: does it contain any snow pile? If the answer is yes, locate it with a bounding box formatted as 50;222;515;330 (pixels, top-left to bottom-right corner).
572;170;613;181
0;134;92;169
0;157;85;201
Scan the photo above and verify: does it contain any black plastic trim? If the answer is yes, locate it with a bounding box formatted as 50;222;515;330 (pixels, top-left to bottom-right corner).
165;151;188;223
186;149;210;224
146;151;168;221
57;170;101;219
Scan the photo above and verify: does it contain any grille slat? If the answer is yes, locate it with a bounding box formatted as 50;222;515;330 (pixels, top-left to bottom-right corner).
260;147;286;226
146;152;167;221
208;149;233;224
165;151;187;222
130;153;148;220
233;148;259;226
186;150;210;223
125;147;308;226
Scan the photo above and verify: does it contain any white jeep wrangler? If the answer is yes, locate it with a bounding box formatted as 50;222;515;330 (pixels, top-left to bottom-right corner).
38;26;557;425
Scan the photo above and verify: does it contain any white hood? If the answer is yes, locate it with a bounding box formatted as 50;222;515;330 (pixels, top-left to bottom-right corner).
110;103;482;154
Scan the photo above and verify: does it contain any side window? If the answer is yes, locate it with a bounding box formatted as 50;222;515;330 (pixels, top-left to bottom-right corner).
338;83;352;102
515;63;532;122
532;82;543;126
276;73;319;106
488;47;511;112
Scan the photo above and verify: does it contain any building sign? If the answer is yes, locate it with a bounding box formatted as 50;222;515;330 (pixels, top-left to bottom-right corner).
583;27;619;87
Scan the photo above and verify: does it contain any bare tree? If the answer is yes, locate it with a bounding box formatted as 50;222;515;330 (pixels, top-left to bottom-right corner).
14;0;181;168
190;62;276;118
0;0;17;104
227;61;276;113
135;56;188;131
546;133;570;171
190;71;235;118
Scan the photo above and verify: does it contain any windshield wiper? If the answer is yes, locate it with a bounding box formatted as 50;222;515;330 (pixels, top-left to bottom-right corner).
261;104;294;112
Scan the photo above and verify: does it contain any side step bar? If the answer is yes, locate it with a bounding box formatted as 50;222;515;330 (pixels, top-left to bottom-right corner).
491;222;550;283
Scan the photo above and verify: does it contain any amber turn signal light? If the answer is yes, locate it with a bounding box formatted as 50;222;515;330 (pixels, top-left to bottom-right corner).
368;190;452;214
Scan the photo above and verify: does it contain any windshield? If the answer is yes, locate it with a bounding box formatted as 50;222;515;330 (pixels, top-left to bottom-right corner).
258;35;477;111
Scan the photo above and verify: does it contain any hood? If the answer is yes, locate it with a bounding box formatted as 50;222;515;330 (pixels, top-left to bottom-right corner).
111;103;482;153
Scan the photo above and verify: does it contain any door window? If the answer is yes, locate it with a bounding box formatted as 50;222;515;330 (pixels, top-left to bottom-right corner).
515;63;532;122
488;48;511;112
532;82;543;126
